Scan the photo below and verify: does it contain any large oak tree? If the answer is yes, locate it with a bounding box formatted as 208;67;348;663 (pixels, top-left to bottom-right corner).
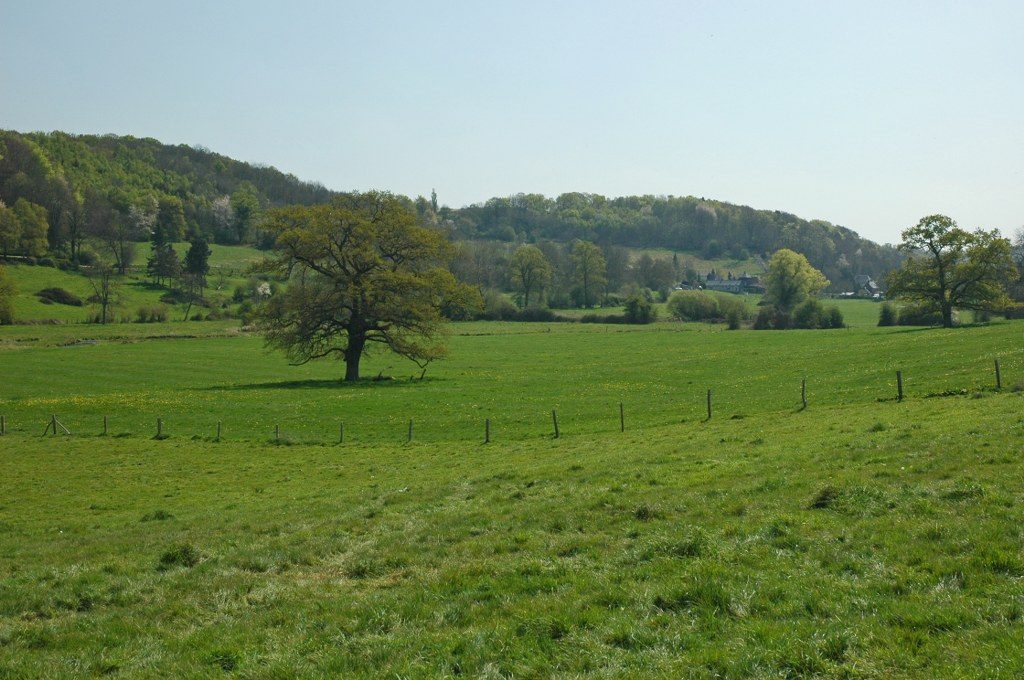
256;192;480;381
886;215;1014;327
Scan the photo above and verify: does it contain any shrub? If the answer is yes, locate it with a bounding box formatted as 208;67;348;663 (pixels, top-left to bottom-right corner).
753;305;775;330
36;287;83;306
136;305;169;323
480;289;517;320
897;303;948;326
37;257;57;268
726;307;742;330
624;294;656;324
709;292;751;321
580;313;628;324
825;306;845;329
878;302;899;326
792;298;825;329
667;290;719;321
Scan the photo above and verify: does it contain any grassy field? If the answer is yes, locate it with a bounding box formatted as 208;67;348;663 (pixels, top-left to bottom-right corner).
2;312;1023;676
1;318;1019;445
1;389;1022;676
3;244;264;324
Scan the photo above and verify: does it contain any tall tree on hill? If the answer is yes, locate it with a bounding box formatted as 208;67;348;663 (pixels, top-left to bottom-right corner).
886;215;1014;327
230;183;260;244
147;210;182;286
255;191;481;381
156;196;186;243
0;201;20;258
509;245;552;308
11;198;49;257
572;240;606;308
181;237;211;320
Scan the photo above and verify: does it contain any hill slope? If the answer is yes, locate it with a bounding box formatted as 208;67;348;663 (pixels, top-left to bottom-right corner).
1;130;900;286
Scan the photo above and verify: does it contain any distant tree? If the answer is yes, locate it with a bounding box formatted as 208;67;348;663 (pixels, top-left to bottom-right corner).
86;193;146;275
156;196;186;243
85;263;122;324
211;195;235;242
509;245;552;308
0;264;15;324
572;240;607;308
255;191;480;381
180;237;211;320
886;215;1014;328
764;249;829;312
12;199;49;257
147;244;181;287
230;183;261;243
0;201;20;258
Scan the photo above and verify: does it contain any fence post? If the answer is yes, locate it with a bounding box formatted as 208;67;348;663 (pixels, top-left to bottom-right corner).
408;419;413;442
619;402;625;432
103;415;108;436
339;422;344;444
156;418;163;438
706;389;712;420
275;424;280;442
1;415;5;436
216;421;222;441
552;410;560;439
801;378;807;410
896;371;904;401
995;358;1002;390
485;418;490;444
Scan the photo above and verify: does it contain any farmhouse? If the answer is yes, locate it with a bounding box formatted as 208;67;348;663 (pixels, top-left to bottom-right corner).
704;275;764;294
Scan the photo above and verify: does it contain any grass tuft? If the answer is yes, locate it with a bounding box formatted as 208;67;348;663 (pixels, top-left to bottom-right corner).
157;543;202;570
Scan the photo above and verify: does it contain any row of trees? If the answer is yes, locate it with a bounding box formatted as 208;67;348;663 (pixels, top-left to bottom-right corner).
460;240;698;310
440;192;903;290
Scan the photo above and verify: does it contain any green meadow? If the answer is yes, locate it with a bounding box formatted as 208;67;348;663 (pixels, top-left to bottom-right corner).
1;383;1023;676
0;319;1020;444
2;305;1024;676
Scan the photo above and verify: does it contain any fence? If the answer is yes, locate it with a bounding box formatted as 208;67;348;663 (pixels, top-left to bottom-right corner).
0;362;1010;446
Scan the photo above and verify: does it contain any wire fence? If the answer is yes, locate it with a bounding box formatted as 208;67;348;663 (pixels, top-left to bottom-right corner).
1;362;1011;446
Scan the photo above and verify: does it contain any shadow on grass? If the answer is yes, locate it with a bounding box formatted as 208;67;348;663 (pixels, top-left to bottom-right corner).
203;377;438;391
887;322;1001;334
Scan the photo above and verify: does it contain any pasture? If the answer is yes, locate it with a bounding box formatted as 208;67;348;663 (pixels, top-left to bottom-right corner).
0;318;1019;444
2;318;1023;676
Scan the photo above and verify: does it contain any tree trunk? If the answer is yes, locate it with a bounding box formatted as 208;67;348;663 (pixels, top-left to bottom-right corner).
942;304;953;328
344;332;366;381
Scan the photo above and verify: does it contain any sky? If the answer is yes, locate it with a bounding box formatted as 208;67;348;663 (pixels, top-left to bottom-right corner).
1;1;1021;244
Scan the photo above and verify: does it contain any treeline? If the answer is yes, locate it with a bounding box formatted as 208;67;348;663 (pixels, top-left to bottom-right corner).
453;239;696;313
441;193;903;290
1;130;901;291
0;129;336;261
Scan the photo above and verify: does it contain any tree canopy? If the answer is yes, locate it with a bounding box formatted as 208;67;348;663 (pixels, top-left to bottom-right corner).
508;245;552;308
255;192;480;381
572;240;607;308
886;215;1014;327
763;249;829;312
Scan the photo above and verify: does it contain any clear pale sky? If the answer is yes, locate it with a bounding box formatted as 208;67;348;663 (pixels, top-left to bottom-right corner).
2;1;1021;244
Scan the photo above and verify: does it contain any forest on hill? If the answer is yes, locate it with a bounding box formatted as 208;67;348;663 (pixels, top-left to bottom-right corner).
0;130;901;289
